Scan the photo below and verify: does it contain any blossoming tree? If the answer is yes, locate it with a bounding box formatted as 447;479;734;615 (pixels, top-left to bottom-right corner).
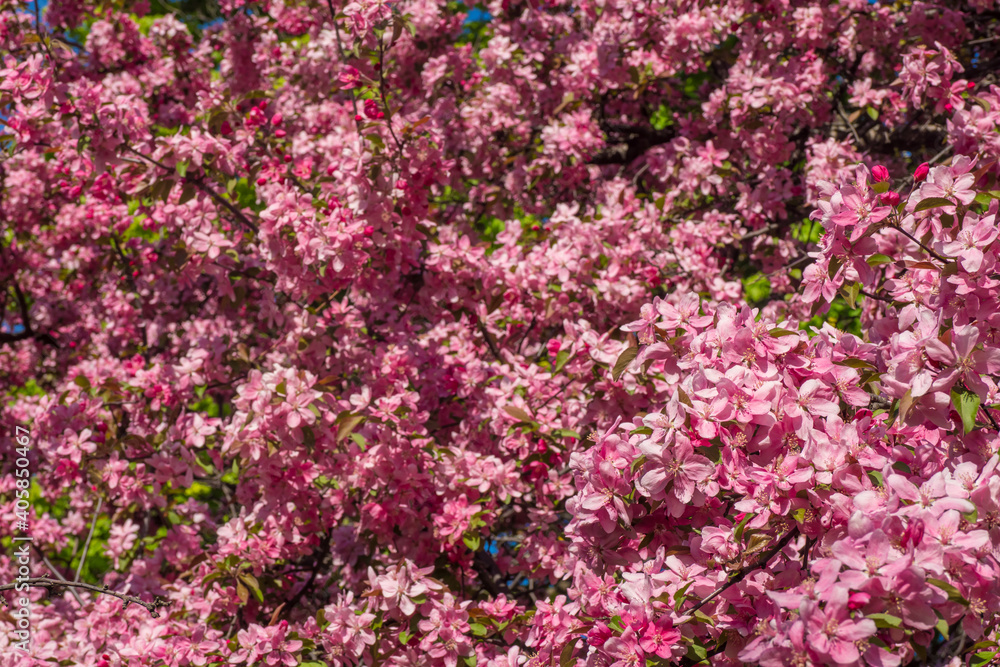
3;0;1000;665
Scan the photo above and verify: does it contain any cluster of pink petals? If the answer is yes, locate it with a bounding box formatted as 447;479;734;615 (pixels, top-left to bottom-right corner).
3;1;1000;667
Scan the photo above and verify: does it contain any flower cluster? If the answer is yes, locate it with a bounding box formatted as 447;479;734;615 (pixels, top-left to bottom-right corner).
3;0;1000;666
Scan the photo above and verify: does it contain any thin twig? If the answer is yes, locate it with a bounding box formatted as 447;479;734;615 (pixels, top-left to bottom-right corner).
0;578;164;616
327;0;362;128
688;528;799;614
377;39;404;154
124;146;258;233
860;288;893;303
476;319;502;361
889;224;948;263
75;497;103;583
836;101;863;146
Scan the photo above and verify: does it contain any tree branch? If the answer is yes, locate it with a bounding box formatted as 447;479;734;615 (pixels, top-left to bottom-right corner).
0;578;166;617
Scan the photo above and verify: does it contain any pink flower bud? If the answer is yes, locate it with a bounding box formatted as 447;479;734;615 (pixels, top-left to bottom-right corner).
913;162;930;182
354;114;362;122
880;190;900;206
547;339;561;356
904;518;925;548
283;154;292;163
363;225;374;236
256;177;267;186
274;129;286;138
220;121;233;136
871;165;889;182
847;592;870;610
271;113;283;126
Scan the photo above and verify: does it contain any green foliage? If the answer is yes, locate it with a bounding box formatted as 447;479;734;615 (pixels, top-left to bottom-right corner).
791;219;822;245
741;272;771;304
650;104;673;131
801;295;862;337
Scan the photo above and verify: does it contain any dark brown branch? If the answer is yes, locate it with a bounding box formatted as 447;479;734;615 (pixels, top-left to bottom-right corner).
279;532;332;621
476;319;502;361
589;126;676;166
0;578;165;616
687;528;799;615
0;280;58;348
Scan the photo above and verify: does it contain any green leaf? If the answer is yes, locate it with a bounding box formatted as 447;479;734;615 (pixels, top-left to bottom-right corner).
349;432;367;451
336;412;365;441
462;533;481;551
684;641;708;662
866;253;894;267
935;617;950;641
553;349;571;373
609;615;624;633
236;580;249;604
692;610;715;626
612;346;638;381
178;183;197;205
914;197;954;212
950;388;981;434
734;512;753;543
673;581;693;607
866;612;902;628
73;375;91;390
835;358;876;370
974;192;994;207
768;328;799;337
175;160;189;178
503;406;534;423
841;281;861;309
560;638;579;667
469;623;488;637
972;652;998;667
866;106;879;121
238;573;263;602
898;389;914;423
927;578;968;604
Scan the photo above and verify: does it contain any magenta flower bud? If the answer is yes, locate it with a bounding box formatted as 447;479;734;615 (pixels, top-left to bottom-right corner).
547;339;562;356
871;165;889;182
270;113;283;126
913;162;930;182
880;190;900;206
847;592;870;610
905;518;925;547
